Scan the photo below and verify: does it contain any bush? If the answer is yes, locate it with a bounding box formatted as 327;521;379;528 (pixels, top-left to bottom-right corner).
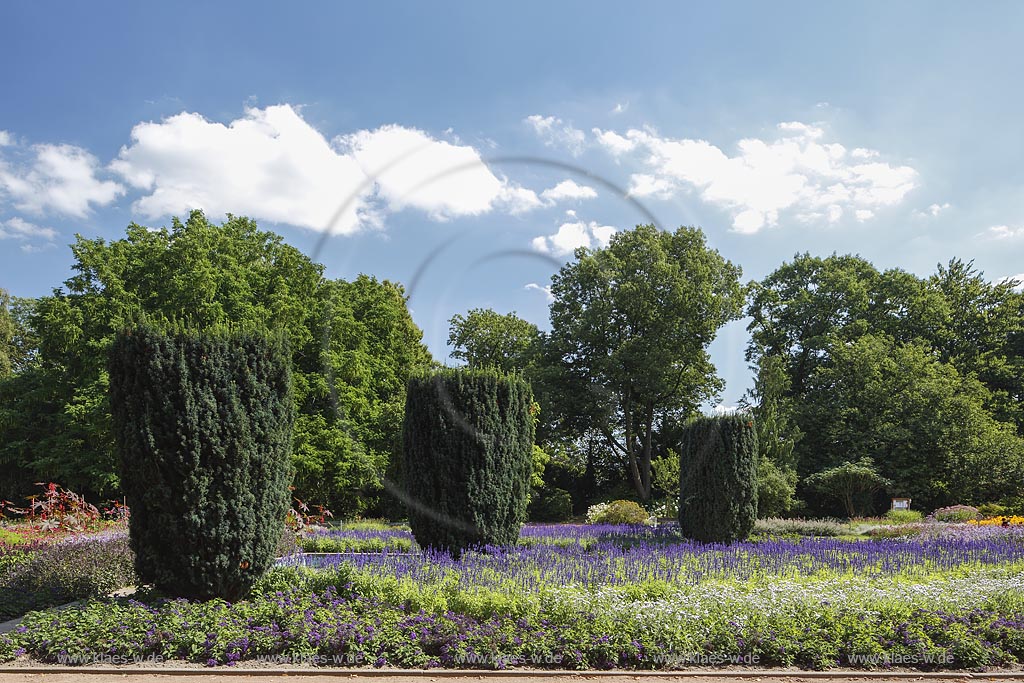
586;500;650;525
931;505;981;523
885;509;923;524
678;414;758;542
108;324;294;601
528;487;573;522
0;533;135;621
402;368;534;555
753;517;846;537
978;503;1008;518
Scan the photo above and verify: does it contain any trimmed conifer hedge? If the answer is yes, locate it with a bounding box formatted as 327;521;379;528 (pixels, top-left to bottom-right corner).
679;414;758;543
108;324;293;601
402;368;534;555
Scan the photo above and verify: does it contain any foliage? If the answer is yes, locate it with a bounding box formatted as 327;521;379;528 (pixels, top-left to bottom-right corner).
752;517;847;538
1;482;101;533
402;368;534;555
545;224;745;501
741;355;800;516
299;529;413;553
0;213;432;514
650;450;679;498
978;503;1009;518
447;308;541;373
109;324;294;600
0;289;12;378
0;531;135;621
884;509;924;524
931;505;981;523
8;528;1024;669
797;334;1024;511
805;458;891;518
584;500;650;525
678;414;758;542
746;254;1024;514
527;487;574;522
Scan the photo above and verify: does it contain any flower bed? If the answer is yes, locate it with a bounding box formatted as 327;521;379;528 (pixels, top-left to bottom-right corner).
2;523;1024;670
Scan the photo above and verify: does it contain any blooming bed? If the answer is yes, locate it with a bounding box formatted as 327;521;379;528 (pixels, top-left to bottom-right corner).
2;523;1024;670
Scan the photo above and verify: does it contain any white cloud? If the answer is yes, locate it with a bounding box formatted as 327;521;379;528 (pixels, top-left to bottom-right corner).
778;121;824;139
0;216;58;252
851;148;880;159
591;128;637;156
986;225;1024;240
524;115;586;156
611;102;629;115
627;173;675;199
112;105;371;233
531;220;618;256
540;179;598;203
712;403;738;415
496;185;545;215
0;131;11;147
594;122;918;233
855;209;875;221
340;123;519;220
111;105;533;233
524;282;554;301
0;142;124;218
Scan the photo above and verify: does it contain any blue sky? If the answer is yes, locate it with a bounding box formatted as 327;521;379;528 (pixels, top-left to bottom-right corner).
2;2;1023;409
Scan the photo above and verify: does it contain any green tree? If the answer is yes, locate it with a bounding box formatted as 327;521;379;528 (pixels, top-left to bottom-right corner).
0;212;431;510
448;308;541;372
678;414;758;542
799;334;1023;509
109;324;293;600
741;355;801;516
402;368;534;556
0;289;12;378
546;224;745;500
805;458;891;518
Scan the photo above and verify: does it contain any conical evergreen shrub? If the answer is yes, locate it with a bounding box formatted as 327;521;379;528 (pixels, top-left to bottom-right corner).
402;368;534;556
679;414;758;542
109;323;293;600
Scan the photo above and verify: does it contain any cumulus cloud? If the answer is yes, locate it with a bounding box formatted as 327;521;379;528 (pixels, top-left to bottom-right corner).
524;282;554;301
524;115;586;156
339;123;523;220
531;220;617;257
592;121;919;233
986;225;1024;240
611;102;629;115
111;105;538;233
539;179;597;203
591;128;636;156
0;131;11;147
712;403;738;415
0;216;58;252
0;142;124;218
112;105;371;233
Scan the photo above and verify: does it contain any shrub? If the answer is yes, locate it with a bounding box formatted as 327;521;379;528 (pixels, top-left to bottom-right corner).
931;505;981;523
978;503;1008;518
108;324;294;601
885;509;924;524
753;517;846;537
528;487;574;522
0;533;135;621
402;368;534;555
586;499;650;525
678;414;758;542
